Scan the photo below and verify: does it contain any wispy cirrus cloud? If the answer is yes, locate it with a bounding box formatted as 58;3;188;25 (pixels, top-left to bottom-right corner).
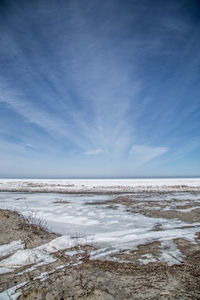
85;149;103;156
129;145;168;166
0;0;141;158
0;0;199;177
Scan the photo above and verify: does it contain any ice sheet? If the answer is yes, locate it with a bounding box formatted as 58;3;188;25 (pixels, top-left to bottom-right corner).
0;178;200;193
0;190;200;269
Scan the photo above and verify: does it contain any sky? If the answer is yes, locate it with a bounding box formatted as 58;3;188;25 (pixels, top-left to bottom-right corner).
0;0;200;178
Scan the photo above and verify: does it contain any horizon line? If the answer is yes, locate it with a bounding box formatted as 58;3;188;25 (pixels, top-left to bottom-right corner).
1;176;200;180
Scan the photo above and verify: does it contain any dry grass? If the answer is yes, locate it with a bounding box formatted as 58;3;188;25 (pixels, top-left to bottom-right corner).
53;200;70;204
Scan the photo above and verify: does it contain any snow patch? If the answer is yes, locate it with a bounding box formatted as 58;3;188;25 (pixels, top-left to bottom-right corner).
0;281;27;300
0;240;24;258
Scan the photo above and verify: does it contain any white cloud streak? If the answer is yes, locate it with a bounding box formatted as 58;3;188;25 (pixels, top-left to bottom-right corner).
85;149;103;156
129;145;168;166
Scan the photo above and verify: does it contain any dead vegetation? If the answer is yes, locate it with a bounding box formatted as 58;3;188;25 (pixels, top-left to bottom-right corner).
0;205;200;299
86;193;200;224
53;200;70;204
16;253;200;300
0;209;58;249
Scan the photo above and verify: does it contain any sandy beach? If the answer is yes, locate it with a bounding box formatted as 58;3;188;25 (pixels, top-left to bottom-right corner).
0;179;200;299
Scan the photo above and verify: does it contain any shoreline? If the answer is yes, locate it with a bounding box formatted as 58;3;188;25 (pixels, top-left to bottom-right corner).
1;189;200;195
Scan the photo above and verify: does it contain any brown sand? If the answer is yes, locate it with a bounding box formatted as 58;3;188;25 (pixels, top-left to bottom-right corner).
0;207;200;299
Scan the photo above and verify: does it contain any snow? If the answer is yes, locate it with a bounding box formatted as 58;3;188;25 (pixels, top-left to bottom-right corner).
0;282;27;300
1;221;196;274
139;253;157;264
0;178;200;193
90;248;119;260
0;240;24;258
0;179;199;273
0;236;86;274
65;249;83;256
160;240;184;266
17;261;47;276
174;206;200;212
0;247;55;274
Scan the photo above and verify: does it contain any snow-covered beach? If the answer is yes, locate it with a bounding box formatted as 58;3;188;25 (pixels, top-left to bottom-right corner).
0;178;200;299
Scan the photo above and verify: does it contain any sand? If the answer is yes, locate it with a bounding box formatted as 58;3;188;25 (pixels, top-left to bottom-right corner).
0;199;200;300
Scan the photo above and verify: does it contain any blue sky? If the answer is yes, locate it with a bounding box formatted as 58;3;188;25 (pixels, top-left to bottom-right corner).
0;0;200;178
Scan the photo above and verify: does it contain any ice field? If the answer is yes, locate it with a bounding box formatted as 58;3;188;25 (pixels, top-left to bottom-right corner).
0;178;200;272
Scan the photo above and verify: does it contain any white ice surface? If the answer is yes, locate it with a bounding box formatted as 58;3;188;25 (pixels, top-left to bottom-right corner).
0;178;200;193
139;253;157;265
160;240;183;266
0;240;24;258
0;189;199;271
0;247;55;274
0;235;86;274
0;281;27;300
